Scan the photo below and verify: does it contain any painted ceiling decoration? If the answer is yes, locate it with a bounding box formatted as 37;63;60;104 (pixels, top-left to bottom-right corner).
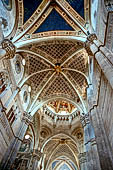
66;0;84;18
4;1;90;167
34;9;74;33
17;43;88;114
9;0;91;118
23;0;84;24
47;100;76;114
14;0;89;40
23;0;42;23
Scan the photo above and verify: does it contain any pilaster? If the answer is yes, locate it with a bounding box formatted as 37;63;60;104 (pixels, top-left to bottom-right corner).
29;149;42;170
80;114;101;170
86;33;113;89
78;152;87;170
0;112;32;170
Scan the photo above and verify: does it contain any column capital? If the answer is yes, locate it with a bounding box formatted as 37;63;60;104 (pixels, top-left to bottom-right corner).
78;152;87;164
80;114;90;127
105;2;113;11
84;33;98;55
1;39;16;59
87;33;97;44
21;112;33;125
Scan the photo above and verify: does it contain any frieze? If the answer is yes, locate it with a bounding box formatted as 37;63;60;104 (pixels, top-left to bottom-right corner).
31;30;82;39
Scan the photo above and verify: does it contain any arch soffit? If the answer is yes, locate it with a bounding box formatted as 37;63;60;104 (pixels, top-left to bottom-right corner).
30;95;84;116
45;144;79;170
41;132;80;153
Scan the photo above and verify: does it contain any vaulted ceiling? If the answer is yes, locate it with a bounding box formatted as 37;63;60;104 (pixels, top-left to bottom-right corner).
8;0;91;116
4;0;91;169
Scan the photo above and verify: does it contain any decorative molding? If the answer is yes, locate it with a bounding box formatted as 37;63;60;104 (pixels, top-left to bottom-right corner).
22;112;33;125
87;33;97;44
80;114;90;127
1;39;16;59
78;152;87;164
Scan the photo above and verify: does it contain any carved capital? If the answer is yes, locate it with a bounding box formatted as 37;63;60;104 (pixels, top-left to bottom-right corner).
84;33;97;55
1;39;16;59
105;2;113;11
80;114;90;127
78;152;87;164
87;33;97;43
22;112;33;125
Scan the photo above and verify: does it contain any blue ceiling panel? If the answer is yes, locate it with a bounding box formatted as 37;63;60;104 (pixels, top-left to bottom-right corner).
23;0;42;23
66;0;84;18
34;9;74;33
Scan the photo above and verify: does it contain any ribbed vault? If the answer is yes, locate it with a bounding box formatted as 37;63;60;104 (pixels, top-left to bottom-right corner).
2;0;91;169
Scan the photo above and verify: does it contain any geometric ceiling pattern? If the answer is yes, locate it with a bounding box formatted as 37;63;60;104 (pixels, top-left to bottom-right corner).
12;0;90;116
20;39;88;110
15;0;87;39
42;135;80;169
6;0;91;169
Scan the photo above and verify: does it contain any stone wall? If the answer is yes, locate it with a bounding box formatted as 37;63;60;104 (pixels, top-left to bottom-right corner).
0;109;14;162
105;12;113;52
98;72;113;150
90;0;107;43
90;61;113;170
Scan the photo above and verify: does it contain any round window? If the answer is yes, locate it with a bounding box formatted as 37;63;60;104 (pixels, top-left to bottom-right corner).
15;60;21;74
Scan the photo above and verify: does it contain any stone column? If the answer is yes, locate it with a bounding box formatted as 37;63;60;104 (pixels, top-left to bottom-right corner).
29;150;42;170
86;62;113;170
89;106;113;170
80;114;101;170
0;112;32;170
78;152;87;170
85;33;113;89
0;18;6;58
